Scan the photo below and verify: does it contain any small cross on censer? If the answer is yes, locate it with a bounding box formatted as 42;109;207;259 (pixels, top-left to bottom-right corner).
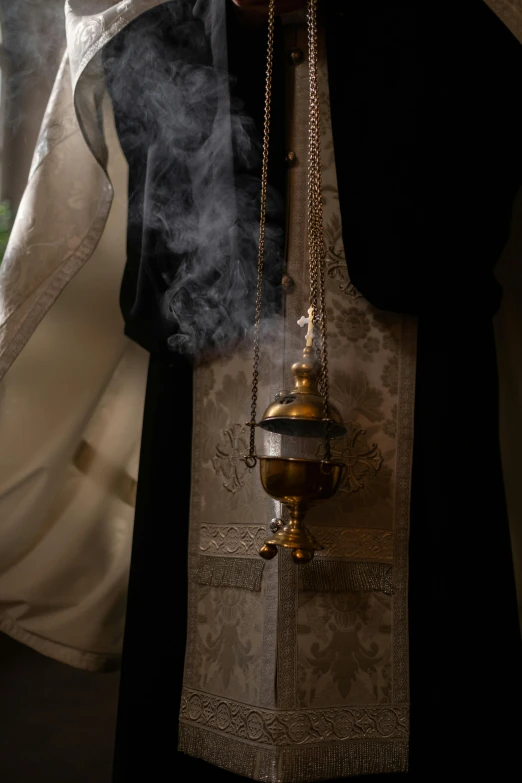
244;0;346;565
297;306;315;346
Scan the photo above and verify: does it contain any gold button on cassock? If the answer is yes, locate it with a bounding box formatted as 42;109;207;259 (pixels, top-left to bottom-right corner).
289;48;304;66
281;274;295;293
285;150;297;166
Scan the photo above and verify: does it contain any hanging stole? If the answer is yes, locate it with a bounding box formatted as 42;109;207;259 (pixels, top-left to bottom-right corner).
179;21;417;782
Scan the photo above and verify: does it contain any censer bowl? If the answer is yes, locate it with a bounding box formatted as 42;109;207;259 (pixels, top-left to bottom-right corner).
259;456;344;504
258;456;345;564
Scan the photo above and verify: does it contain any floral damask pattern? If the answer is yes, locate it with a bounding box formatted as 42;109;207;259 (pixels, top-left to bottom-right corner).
324;213;362;300
330;370;386;424
383;404;398;438
215;371;251;418
297;592;392;707
201;399;229;462
201;368;252;493
382;332;399;354
363;336;380;355
381;356;399;396
197;363;268;522
372;309;403;337
200;366;216;398
329;305;372;344
193;586;263;703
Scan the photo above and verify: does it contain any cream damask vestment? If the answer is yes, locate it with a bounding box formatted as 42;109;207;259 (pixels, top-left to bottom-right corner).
177;18;415;780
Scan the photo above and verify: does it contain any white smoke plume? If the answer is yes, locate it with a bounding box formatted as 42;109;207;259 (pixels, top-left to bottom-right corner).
0;0;66;132
102;0;285;357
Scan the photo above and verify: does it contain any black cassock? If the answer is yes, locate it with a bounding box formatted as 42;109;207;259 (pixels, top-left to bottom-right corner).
104;2;522;779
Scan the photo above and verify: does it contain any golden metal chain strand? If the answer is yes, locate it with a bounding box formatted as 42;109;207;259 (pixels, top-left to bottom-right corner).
247;0;331;463
247;0;276;466
306;0;331;460
306;1;320;345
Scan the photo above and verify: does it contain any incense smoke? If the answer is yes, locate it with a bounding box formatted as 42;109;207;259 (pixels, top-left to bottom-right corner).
2;0;284;357
102;0;284;357
0;0;66;134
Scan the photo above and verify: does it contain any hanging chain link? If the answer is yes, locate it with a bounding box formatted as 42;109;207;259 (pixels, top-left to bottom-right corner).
306;1;320;343
246;0;276;467
306;0;332;460
247;0;331;466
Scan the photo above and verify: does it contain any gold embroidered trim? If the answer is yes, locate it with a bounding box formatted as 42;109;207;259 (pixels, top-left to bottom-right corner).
277;549;298;709
180;688;409;744
179;723;408;782
184;367;213;687
199;525;267;557
194;556;265;592
312;527;394;561
299;560;393;595
393;316;417;703
260;558;279;708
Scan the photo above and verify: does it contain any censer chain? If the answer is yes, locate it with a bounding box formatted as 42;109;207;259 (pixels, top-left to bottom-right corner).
247;0;332;465
247;0;276;467
305;0;332;460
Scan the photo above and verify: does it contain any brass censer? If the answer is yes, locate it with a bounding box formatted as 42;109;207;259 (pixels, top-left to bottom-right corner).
244;0;346;565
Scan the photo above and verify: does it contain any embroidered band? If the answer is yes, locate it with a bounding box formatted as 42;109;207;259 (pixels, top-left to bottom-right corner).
194;556;265;592
180;688;409;745
299;560;393;594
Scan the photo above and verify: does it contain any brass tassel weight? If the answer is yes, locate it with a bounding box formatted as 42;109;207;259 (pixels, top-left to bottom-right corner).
244;0;346;565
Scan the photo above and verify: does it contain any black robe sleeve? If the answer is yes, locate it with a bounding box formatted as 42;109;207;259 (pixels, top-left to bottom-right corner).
325;0;522;318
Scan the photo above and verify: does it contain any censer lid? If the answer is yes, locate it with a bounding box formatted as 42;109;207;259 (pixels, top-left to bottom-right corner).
258;345;346;439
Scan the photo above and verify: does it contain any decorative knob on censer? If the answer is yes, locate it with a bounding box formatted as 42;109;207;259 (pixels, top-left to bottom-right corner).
244;0;346;564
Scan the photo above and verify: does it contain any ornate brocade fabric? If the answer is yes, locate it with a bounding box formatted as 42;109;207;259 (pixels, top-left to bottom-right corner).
179;23;417;782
